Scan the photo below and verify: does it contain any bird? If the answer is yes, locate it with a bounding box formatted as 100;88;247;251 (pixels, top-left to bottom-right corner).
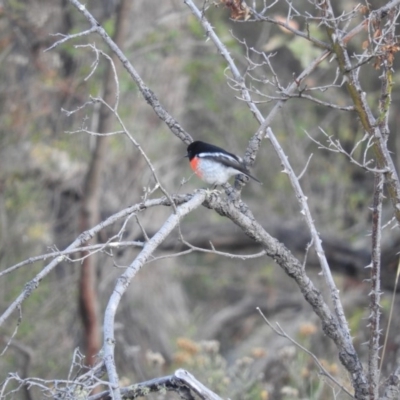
186;140;261;186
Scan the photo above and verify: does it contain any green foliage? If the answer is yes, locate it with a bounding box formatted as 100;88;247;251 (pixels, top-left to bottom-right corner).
188;14;206;39
103;17;116;37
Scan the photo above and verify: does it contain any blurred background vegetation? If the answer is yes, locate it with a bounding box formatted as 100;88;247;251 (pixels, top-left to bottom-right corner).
1;0;400;399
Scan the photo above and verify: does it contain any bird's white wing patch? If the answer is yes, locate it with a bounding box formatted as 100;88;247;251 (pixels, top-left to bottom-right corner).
198;152;242;163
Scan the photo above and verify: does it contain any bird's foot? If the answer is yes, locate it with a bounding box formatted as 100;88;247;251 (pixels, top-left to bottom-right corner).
204;186;221;198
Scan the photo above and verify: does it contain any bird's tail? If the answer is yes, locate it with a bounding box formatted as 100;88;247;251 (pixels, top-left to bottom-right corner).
245;171;262;184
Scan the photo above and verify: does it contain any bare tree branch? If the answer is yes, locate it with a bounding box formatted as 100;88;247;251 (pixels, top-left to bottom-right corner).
44;27;97;52
323;0;400;225
204;194;365;397
58;0;192;144
103;191;206;400
0;194;194;328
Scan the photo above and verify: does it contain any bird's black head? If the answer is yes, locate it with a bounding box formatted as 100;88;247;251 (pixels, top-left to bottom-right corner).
187;140;228;160
187;141;206;161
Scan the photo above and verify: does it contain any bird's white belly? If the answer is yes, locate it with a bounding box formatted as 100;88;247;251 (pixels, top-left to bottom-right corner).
197;159;240;185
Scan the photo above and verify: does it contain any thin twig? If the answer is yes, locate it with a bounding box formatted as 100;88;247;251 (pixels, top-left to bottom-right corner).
158;237;267;262
297;154;313;180
44;27;97;52
74;44;120;110
0;306;23;356
249;12;331;50
305;128;389;174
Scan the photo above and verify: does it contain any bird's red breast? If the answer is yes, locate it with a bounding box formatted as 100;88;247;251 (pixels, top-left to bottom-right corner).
190;156;203;179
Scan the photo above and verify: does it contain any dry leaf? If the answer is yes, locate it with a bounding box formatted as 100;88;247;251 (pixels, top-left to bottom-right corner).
373;28;382;39
274;14;299;34
220;0;251;21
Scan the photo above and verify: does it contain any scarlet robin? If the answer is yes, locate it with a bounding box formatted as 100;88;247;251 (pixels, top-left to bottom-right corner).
186;141;261;186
